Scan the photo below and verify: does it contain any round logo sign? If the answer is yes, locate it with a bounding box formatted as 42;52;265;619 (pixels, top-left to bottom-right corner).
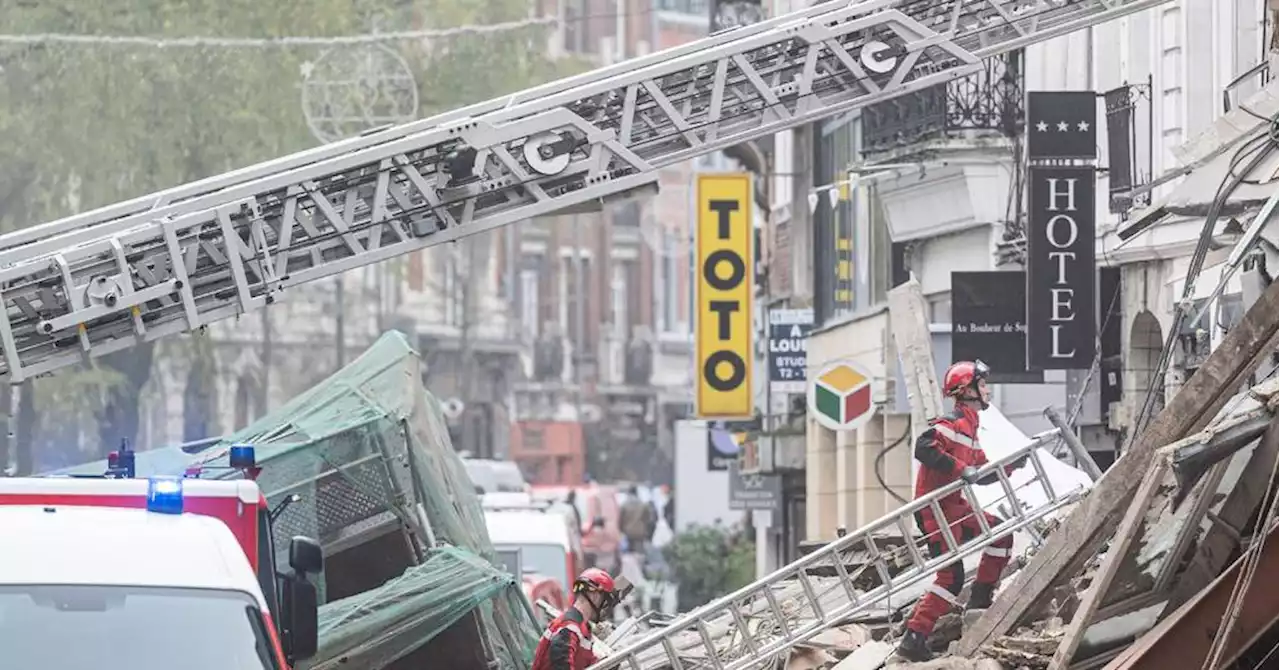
807;359;876;431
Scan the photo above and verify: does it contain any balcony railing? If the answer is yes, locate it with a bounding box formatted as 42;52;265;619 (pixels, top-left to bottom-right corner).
862;50;1025;155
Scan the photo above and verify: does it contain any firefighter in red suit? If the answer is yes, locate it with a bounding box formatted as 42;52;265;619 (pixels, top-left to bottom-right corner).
532;568;619;670
896;360;1027;662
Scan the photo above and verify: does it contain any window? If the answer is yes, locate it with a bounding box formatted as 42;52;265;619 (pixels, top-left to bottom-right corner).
614;201;641;227
658;232;684;333
612;261;631;341
519;255;541;340
659;0;708;14
563;0;586;53
0;585;280;669
812;120;856;326
441;247;462;326
562;252;594;353
495;548;523;577
927;292;952;324
256;510;281;621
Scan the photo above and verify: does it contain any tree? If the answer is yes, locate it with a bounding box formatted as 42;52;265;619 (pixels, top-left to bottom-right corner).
0;1;589;466
663;523;756;611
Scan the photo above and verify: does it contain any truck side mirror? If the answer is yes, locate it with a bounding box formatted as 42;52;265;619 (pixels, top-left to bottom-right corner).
289;536;324;575
281;576;319;663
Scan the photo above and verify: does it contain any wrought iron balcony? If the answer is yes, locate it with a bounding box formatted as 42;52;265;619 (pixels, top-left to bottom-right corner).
862;50;1025;156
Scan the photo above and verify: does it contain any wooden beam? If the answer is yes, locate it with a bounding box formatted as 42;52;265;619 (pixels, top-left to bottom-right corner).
1047;458;1171;669
1163;419;1279;612
888;278;944;442
956;281;1280;655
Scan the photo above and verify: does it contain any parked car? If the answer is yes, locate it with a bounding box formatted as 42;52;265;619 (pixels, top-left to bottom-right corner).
463;458;529;495
484;508;578;609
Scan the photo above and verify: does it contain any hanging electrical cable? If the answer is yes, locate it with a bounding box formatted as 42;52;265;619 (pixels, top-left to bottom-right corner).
1130;125;1278;439
875;423;912;505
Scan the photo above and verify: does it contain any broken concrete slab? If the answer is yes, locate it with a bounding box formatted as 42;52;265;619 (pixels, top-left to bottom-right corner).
885;655;1005;670
833;640;896;670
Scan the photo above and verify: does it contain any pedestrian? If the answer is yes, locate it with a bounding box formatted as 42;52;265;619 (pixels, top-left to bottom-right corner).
619;485;654;555
530;568;620;670
663;486;676;532
895;360;1028;662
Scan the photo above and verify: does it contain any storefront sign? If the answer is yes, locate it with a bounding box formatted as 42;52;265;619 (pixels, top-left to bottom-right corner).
808;359;876;432
768;308;813;394
728;462;781;511
952;271;1042;383
706;423;746;471
695;173;755;419
1027;166;1096;369
1027;91;1098;160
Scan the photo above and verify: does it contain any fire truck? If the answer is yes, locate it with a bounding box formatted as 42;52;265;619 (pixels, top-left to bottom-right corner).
0;443;323;668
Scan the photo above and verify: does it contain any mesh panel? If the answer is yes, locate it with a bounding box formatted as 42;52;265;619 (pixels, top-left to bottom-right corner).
99;331;539;670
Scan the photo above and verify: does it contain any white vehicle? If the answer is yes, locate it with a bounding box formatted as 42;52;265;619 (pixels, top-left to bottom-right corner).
485;508;579;595
463;458;529;495
0;503;316;669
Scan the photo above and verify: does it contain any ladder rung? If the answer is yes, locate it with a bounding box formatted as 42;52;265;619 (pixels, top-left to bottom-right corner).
929;500;960;552
795;570;825;620
694;618;724;670
896;514;928;570
761;586;792;641
825;547;862;609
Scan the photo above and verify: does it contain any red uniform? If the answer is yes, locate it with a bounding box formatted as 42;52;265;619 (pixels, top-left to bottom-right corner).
904;403;1015;636
531;606;597;670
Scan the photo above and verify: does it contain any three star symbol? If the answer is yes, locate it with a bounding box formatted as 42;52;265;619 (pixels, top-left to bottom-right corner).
1034;120;1091;132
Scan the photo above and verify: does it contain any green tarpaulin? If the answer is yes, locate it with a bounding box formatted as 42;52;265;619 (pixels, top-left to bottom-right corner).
56;331;538;669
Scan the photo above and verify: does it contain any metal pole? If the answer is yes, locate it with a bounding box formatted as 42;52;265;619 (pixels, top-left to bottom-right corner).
335;275;345;369
1043;406;1103;481
261;305;272;414
573;215;585;455
615;0;626;63
459;240;477;456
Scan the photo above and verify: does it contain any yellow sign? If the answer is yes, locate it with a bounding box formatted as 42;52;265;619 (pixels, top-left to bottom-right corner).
695;174;754;419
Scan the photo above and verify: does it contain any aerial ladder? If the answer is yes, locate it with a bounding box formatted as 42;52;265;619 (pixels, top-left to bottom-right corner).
0;0;1173;383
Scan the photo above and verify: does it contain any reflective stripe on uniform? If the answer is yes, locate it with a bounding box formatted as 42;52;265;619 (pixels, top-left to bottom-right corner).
983;546;1011;558
927;583;961;605
932;424;975;447
543;621;593;650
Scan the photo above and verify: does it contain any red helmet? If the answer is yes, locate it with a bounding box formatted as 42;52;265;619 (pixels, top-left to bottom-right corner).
943;360;990;398
573;568;616;595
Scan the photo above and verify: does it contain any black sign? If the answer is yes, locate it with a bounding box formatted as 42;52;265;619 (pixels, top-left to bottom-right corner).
951;272;1043;384
706;419;756;471
1027;167;1097;369
1027;91;1098;160
728;463;781;511
710;0;764;33
1103;86;1136;213
768;308;813;394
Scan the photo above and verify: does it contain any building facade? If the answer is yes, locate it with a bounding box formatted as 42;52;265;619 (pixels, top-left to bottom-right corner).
139;0;747;491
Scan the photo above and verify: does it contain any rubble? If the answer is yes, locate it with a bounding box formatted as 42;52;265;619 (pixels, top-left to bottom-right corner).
885;656;1004;670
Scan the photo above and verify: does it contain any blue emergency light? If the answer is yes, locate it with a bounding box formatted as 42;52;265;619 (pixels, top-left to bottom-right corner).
228;444;256;470
146;477;185;515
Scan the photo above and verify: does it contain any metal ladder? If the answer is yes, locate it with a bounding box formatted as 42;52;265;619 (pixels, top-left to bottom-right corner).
590;429;1085;670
